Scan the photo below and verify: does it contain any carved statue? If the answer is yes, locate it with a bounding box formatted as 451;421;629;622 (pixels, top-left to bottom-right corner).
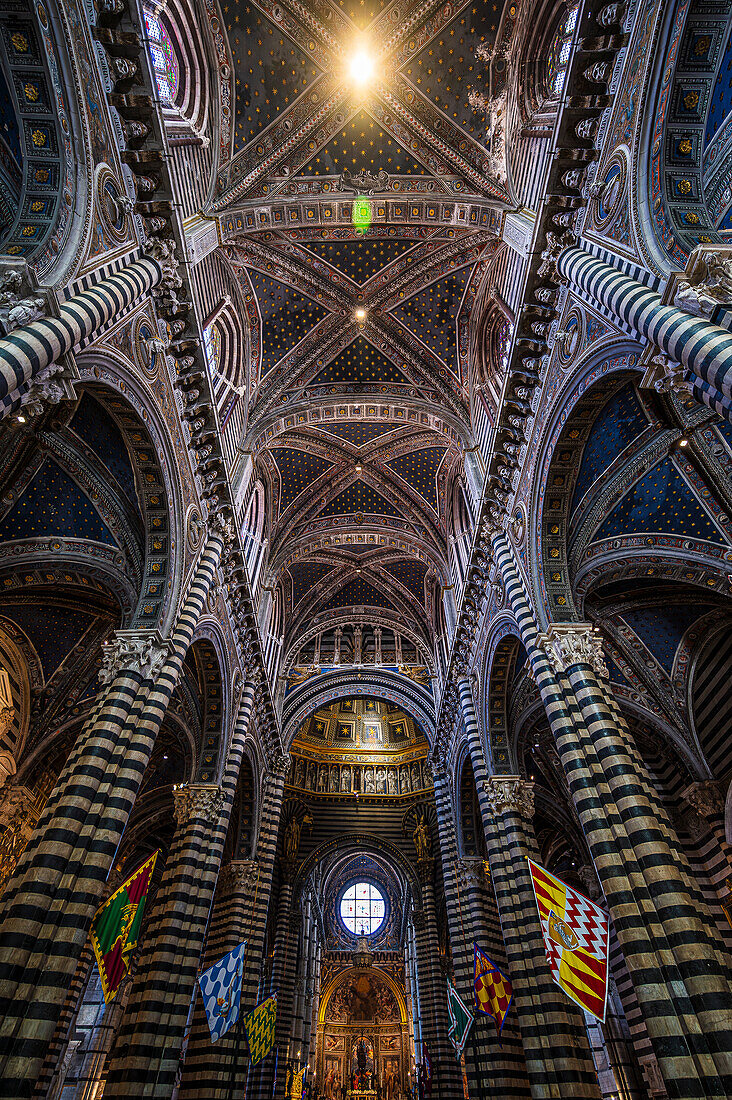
387;768;397;794
364;766;375;793
341;765;351;793
337;168;390;195
376;766;386;793
329;766;339;792
318;765;328;791
284;810;311;862
412;813;431;860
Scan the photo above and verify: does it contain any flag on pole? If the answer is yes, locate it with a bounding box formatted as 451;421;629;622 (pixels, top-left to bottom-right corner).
473;944;513;1035
244;992;278;1064
421;1041;433;1099
527;858;610;1022
446;978;473;1057
90;851;159;1003
198;940;247;1042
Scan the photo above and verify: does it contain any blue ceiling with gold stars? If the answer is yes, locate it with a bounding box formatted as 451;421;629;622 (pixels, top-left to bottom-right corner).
289;561;336;605
322;576;393;611
595;459;725;543
394;269;470;373
319;480;402;518
386;446;446;510
406;7;498;138
382;558;428;600
0;603;97;681
301;112;430;175
272;448;334;512
0;461;118;546
70;393;140;513
312;337;410;385
246;269;328;375
317;422;397;446
224;6;323;154
302;238;420;283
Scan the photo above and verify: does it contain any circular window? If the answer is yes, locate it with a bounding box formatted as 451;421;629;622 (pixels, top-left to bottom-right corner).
339;881;386;936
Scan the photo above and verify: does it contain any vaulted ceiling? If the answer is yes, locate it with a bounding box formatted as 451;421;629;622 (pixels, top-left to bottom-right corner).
214;0;511;654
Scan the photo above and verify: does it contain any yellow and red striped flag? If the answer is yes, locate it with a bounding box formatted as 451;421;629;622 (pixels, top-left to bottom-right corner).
527;858;609;1022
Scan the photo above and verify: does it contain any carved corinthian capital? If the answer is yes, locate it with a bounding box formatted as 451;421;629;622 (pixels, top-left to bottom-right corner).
173;783;225;826
98;630;170;684
483;776;535;820
219;858;259;893
537;623;609;679
683;780;725;819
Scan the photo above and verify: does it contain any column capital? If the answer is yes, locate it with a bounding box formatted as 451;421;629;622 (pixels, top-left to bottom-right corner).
683;780;725;818
537;623;609;679
483;775;535;820
416;856;434;885
98;629;171;685
411;907;426;931
219;859;259;893
268;751;291;779
172;783;225;826
455;856;491;889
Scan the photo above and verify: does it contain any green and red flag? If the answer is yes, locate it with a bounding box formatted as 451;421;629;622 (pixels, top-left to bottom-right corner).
446;978;473;1057
90;851;159;1002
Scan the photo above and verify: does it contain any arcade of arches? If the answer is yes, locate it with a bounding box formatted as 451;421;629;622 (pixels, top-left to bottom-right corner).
3;0;732;1098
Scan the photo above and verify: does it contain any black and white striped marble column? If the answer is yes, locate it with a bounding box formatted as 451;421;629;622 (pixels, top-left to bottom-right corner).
483;776;601;1100
104;681;258;1097
0;532;224;1096
0;256;163;416
176;858;259;1099
432;761;530;1100
492;528;732;1099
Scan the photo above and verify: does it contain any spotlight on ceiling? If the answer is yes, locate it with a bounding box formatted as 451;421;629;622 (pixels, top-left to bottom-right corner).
349;49;374;86
355;463;363;472
354;307;367;322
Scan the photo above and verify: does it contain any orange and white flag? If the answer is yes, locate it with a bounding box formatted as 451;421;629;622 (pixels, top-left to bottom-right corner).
527;858;609;1022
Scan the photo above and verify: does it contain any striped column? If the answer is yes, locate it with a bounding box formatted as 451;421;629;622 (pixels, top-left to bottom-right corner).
483;777;601;1100
0;533;224;1096
176;859;259;1099
104;681;257;1098
540;624;732;1099
491;530;732;1099
432;765;530;1100
0;257;162;415
415;859;463;1100
557;247;732;420
267;875;297;1100
244;766;288;1100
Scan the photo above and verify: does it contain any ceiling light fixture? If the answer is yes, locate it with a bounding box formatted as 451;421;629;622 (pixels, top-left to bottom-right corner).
349;49;375;86
355;307;367;322
355;463;363;472
679;437;689;447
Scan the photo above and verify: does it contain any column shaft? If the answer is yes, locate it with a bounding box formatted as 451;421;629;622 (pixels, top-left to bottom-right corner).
433;761;530;1100
557;247;732;419
104;683;256;1098
483;779;601;1100
492;530;732;1099
0;534;224;1095
0;257;162;413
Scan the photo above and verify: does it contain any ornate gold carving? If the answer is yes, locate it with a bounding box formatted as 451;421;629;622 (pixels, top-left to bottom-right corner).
683;781;725;819
219;859;259;893
0;785;42;894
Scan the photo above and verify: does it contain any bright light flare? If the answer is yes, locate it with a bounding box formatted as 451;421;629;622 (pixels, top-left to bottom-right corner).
349;49;374;85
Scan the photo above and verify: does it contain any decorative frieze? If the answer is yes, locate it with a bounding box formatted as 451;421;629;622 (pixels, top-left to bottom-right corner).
98;630;171;684
537;623;609;679
483;776;535;820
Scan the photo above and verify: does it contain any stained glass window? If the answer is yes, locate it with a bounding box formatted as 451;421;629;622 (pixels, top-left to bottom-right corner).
340;882;386;936
203;323;221;373
495;317;513;373
546;4;579;98
144;9;179;103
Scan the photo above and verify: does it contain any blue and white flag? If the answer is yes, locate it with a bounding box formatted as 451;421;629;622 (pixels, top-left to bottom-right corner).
198;940;247;1043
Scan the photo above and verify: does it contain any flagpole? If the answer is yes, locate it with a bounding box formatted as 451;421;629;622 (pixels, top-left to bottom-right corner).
227;1009;244;1100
